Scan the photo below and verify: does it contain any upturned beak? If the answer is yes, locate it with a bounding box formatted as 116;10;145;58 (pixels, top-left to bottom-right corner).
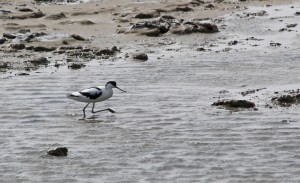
116;86;127;93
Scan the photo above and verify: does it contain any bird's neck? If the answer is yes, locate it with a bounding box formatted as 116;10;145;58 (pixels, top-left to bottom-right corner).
105;85;113;91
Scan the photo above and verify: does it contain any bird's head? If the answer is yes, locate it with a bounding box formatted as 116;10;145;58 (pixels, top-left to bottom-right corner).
106;81;127;92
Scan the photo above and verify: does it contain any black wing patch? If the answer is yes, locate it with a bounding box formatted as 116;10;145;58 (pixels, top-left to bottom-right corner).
80;87;102;99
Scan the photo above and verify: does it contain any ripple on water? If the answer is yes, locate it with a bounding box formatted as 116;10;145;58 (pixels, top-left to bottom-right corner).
1;6;300;182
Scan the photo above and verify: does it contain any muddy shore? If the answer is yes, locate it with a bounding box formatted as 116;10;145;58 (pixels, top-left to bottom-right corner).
0;0;298;75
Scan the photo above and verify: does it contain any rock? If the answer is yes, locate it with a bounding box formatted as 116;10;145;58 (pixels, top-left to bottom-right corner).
47;147;68;156
252;10;267;16
95;46;119;56
18;8;33;12
17;72;30;76
295;12;300;16
45;12;66;20
78;20;95;25
272;94;300;107
205;4;215;9
131;21;170;35
132;53;148;61
0;38;6;44
0;62;9;69
173;6;193;12
212;99;255;108
140;28;161;37
3;33;16;39
196;47;205;51
68;63;86;70
228;40;238;46
29;57;49;65
10;44;25;50
286;23;297;28
33;46;56;52
70;34;86;41
10;11;45;19
134;11;160;19
161;15;176;20
171;22;218;34
270;42;281;47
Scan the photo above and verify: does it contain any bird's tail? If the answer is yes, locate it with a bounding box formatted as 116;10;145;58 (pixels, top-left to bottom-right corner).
66;93;78;99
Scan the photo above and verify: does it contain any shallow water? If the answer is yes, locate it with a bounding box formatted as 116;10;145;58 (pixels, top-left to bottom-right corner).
1;3;300;183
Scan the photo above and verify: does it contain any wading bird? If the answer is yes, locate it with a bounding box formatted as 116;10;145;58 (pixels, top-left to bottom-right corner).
67;81;126;118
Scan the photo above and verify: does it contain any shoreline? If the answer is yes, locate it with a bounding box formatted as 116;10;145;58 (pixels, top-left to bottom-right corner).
0;0;299;76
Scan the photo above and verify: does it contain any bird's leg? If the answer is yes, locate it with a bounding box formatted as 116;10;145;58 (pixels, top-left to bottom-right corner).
92;103;116;113
83;103;90;118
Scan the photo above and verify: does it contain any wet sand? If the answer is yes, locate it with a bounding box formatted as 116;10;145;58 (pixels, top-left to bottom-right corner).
0;0;299;74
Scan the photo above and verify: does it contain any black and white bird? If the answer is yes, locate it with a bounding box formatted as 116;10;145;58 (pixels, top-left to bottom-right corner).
67;81;126;118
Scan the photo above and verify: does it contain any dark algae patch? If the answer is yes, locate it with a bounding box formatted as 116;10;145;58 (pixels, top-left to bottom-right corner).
212;99;255;108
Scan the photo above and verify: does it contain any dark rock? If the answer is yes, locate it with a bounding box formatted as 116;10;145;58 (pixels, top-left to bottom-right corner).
10;44;26;50
0;62;9;69
131;21;170;35
272;94;300;107
59;46;83;50
286;23;297;28
196;47;205;51
252;10;267;16
134;11;160;19
10;11;45;19
18;8;33;12
295;12;300;16
270;42;281;47
29;57;49;65
205;4;215;9
3;33;16;39
0;38;6;44
95;46;119;56
173;6;193;12
228;40;238;46
212;99;255;108
47;147;68;156
17;72;30;76
70;34;86;41
45;12;66;20
62;40;68;45
78;20;95;25
132;53;148;61
68;63;86;69
33;46;56;52
161;15;176;20
140;28;161;37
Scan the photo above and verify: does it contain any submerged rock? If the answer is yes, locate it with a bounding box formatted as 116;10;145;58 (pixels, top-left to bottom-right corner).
29;57;49;65
271;94;300;107
132;53;148;61
70;34;86;41
68;62;86;69
47;147;68;156
10;44;26;50
212;99;255;108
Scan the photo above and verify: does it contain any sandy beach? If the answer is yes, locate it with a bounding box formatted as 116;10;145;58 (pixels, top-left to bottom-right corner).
0;0;298;73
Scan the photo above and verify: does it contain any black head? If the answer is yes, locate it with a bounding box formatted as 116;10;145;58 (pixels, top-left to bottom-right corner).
106;81;127;92
106;81;117;87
